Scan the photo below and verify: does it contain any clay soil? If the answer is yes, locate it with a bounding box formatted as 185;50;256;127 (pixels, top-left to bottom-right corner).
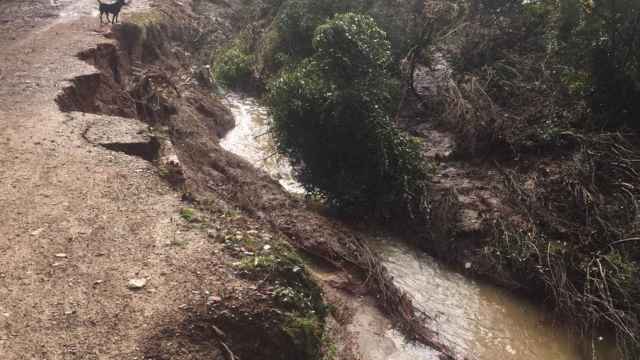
0;1;257;359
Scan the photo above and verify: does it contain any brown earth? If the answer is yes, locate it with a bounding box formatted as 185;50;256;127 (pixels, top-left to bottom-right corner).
0;0;239;359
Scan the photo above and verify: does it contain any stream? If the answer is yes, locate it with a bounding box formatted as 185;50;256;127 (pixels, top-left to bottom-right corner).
220;93;618;360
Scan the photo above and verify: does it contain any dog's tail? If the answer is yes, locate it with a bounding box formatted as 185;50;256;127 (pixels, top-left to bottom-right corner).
97;0;103;4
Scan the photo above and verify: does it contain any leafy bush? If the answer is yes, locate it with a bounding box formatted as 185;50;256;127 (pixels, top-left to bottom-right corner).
256;0;365;78
312;13;391;81
254;0;431;79
268;13;431;222
212;42;255;89
555;0;640;128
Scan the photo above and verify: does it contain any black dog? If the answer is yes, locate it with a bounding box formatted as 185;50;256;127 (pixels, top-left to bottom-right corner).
98;0;128;24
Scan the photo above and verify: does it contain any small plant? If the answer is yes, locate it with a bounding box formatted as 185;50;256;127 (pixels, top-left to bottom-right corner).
283;313;325;359
180;207;196;222
169;237;188;248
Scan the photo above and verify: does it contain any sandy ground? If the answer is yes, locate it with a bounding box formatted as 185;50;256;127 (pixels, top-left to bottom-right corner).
0;1;233;358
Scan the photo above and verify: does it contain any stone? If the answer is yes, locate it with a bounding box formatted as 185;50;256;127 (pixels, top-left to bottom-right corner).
127;278;147;290
207;295;222;305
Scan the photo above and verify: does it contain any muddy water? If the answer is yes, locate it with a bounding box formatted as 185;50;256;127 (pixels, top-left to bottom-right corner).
221;93;305;194
373;238;619;360
220;94;616;360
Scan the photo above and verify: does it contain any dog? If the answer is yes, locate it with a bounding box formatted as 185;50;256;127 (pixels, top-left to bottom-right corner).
98;0;128;24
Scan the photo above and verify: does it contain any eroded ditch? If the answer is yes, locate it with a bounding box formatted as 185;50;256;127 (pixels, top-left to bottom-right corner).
219;94;619;360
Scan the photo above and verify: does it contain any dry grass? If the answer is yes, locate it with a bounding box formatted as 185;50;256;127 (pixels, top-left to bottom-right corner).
484;133;640;357
412;1;640;357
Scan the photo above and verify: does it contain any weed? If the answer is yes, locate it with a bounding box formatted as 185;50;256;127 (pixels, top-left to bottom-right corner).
283;313;325;359
180;207;196;222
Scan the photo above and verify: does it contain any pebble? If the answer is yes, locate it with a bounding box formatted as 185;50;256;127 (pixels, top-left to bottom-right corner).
207;295;222;305
127;278;147;290
54;253;68;258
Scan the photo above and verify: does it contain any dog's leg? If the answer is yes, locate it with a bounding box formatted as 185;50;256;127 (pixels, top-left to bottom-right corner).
99;12;103;24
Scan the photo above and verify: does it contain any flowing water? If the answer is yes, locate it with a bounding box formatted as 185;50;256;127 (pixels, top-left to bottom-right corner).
220;93;618;360
221;93;304;194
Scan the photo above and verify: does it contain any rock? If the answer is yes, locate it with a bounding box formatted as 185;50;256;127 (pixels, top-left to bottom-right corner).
207;295;222;305
54;253;68;258
127;278;147;290
30;228;44;236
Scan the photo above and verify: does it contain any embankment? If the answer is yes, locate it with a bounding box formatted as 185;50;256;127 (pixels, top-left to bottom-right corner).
54;1;461;358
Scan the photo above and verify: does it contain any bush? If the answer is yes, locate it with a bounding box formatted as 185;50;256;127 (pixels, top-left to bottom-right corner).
256;0;365;78
312;13;391;82
555;0;640;128
268;13;431;222
254;0;430;79
212;43;254;89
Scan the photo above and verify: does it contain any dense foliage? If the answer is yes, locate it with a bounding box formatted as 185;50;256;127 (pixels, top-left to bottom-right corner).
556;0;640;128
254;0;432;79
212;41;254;89
268;13;430;221
421;0;640;356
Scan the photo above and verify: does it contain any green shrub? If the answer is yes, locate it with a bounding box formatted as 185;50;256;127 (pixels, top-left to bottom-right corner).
180;207;196;222
555;0;640;128
254;0;426;79
256;0;366;78
312;13;391;81
212;43;255;89
268;13;431;222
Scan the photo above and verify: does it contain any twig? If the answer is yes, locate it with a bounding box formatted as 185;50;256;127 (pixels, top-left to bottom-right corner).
609;237;640;247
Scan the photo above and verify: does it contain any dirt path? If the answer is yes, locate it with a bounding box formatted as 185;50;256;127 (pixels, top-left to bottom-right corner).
0;2;233;358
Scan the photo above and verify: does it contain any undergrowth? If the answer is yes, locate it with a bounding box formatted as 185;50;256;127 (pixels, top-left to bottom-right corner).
415;0;640;356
